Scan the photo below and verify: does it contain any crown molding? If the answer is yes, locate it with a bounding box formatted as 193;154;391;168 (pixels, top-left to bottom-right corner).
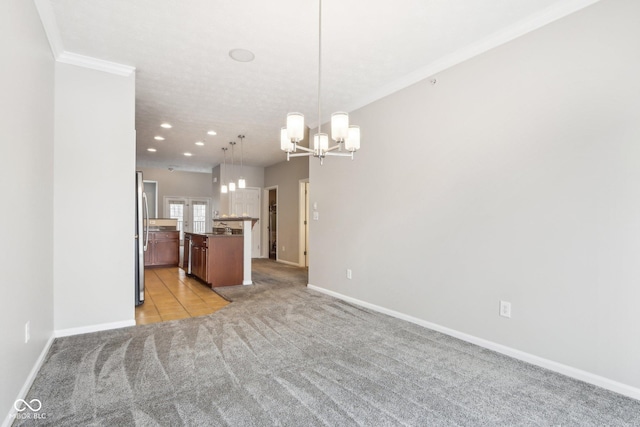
57;51;135;77
34;0;64;58
34;0;135;77
342;0;602;115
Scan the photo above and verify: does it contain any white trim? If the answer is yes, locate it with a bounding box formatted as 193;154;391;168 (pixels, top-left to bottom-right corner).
276;259;302;267
57;51;135;77
54;319;135;338
307;284;640;402
307;0;602;128
2;334;55;427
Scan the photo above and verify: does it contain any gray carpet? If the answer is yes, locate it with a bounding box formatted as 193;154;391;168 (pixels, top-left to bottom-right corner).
15;259;640;426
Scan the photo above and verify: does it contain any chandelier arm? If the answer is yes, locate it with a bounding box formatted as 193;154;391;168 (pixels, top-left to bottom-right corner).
295;145;314;153
288;152;314;158
324;152;353;157
325;144;343;152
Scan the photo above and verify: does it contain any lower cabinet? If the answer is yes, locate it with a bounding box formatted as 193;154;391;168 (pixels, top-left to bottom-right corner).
184;233;243;286
144;231;180;267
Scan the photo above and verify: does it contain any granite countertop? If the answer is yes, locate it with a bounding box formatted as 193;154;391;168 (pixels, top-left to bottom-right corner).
185;232;242;237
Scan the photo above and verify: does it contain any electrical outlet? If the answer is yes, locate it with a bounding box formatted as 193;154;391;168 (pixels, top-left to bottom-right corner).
499;301;511;318
346;269;352;279
25;321;30;343
313;211;319;221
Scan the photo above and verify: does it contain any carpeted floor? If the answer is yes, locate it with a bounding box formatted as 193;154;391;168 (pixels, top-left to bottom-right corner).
15;259;640;426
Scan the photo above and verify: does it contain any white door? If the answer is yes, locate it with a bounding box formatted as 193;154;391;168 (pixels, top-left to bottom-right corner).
230;188;261;257
164;197;212;243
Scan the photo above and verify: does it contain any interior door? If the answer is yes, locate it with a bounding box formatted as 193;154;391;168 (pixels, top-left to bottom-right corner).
230;188;261;257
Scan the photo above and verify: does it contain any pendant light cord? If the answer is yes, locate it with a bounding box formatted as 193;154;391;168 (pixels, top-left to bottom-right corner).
317;0;322;134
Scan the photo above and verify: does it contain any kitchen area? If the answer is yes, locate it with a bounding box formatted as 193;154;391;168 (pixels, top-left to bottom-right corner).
135;169;259;325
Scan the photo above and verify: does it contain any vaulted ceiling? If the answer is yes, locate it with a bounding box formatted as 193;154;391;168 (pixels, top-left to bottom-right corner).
40;0;598;171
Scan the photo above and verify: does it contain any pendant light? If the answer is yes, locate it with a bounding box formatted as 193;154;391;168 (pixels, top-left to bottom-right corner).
280;0;361;164
228;141;236;192
220;147;228;194
238;135;246;189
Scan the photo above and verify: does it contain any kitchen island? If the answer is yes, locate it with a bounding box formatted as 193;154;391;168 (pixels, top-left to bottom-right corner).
183;232;243;287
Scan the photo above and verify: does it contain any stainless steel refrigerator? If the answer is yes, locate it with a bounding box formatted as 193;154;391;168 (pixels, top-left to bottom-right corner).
135;171;148;306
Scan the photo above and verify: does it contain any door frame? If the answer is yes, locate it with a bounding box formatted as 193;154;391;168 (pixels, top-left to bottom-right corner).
298;179;309;267
263;185;278;259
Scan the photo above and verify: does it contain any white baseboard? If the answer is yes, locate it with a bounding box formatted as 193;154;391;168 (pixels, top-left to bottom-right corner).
54;319;135;338
3;334;55;427
275;258;302;267
307;284;640;401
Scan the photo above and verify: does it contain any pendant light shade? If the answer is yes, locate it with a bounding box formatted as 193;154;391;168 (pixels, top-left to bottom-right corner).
286;113;304;143
221;184;228;194
238;178;246;189
280;127;294;152
345;125;360;152
229;141;237;191
331;112;349;142
313;133;329;153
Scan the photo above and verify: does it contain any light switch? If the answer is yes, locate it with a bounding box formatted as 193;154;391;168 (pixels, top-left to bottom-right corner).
313;211;319;221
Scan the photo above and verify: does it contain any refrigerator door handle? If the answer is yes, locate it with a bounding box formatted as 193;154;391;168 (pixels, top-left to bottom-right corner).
143;192;149;251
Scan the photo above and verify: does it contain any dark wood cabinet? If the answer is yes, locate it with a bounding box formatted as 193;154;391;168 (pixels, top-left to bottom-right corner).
144;231;179;267
184;232;243;286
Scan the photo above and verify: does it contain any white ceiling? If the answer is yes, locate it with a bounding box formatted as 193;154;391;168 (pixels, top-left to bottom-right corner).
43;0;598;172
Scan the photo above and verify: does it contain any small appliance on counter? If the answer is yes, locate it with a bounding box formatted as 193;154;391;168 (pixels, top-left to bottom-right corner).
145;218;178;231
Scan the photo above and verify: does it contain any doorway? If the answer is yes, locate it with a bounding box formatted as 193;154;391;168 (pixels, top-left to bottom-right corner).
267;188;277;260
298;180;309;267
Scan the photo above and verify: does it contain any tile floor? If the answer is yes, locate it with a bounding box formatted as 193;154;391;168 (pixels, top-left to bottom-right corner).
135;267;230;325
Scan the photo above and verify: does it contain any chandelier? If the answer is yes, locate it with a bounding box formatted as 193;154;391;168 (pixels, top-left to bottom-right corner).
280;0;361;165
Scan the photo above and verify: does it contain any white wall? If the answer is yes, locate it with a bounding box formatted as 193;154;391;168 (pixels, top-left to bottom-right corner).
0;0;55;420
309;0;640;391
54;63;136;332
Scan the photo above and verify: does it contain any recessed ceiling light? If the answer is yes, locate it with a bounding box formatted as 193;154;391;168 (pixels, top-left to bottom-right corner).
154;136;165;141
161;123;172;129
184;152;193;157
207;130;217;136
147;148;157;152
195;141;204;146
229;49;255;62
